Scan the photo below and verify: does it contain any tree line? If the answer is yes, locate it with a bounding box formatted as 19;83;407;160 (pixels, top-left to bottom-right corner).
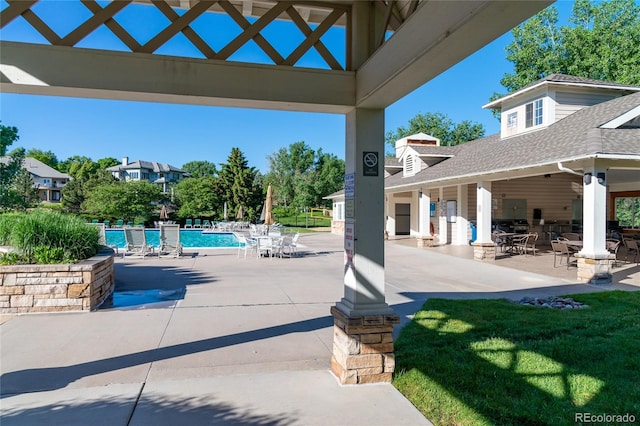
1;128;345;224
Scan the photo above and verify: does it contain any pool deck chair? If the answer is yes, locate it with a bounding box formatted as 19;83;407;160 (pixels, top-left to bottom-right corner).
194;219;202;228
123;227;154;259
88;222;119;255
185;219;193;228
159;224;183;258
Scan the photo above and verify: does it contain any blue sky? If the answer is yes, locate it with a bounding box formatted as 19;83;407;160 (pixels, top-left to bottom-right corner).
0;1;574;172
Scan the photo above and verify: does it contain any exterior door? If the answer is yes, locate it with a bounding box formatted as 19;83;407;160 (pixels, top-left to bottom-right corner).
395;203;411;235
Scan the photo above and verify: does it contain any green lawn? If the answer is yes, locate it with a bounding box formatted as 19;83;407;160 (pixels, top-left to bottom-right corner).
393;291;640;426
275;212;331;228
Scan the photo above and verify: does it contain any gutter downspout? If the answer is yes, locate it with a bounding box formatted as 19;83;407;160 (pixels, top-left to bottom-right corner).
557;162;582;176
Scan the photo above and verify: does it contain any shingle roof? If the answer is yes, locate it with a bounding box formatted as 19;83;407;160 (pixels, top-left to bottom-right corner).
484;73;640;109
0;157;70;179
386;92;640;190
106;160;185;173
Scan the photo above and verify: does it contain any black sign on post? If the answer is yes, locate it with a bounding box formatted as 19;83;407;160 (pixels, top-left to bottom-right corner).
363;151;379;176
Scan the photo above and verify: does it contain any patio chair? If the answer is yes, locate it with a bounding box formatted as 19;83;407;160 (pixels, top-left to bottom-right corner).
282;232;300;257
235;233;257;259
123;227;154;259
551;239;575;269
256;236;277;258
194;219;202;228
114;219;124;228
624;238;639;265
202;220;212;229
606;239;621;267
88;222;119;254
562;232;581;241
510;234;529;255
159;224;183;258
103;220;110;228
185;219;193;228
524;232;538;256
491;231;508;253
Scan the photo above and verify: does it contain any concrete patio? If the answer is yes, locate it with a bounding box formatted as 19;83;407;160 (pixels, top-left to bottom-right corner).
1;232;638;425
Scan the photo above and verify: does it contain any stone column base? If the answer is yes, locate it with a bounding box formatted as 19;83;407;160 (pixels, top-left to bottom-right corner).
576;254;615;284
417;236;434;248
330;306;400;385
471;242;496;261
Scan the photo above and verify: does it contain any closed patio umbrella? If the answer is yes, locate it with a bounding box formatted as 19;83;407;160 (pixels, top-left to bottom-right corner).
264;184;275;229
160;204;169;220
236;205;243;220
223;202;228;220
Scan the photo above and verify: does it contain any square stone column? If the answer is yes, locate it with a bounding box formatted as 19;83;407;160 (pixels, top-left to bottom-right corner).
331;306;400;384
333;107;399;384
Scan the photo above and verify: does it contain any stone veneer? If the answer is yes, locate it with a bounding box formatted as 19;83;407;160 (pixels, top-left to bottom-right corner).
330;306;400;385
472;242;496;261
0;249;115;313
575;253;615;284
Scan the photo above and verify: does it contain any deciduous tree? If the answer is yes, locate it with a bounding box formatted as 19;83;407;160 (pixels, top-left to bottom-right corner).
385;112;485;151
490;0;640;114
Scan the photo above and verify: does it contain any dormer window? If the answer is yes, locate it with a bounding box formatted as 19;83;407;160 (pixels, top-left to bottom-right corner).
525;99;543;128
507;112;518;128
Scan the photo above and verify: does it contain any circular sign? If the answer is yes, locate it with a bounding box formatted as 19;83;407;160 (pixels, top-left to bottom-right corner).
363;152;378;167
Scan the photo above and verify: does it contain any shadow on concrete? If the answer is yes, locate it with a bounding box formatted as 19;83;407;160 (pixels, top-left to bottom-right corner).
100;263;215;310
0;316;333;397
1;392;295;426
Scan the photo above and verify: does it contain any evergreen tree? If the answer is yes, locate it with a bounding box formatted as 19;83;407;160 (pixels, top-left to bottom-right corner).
218;148;262;220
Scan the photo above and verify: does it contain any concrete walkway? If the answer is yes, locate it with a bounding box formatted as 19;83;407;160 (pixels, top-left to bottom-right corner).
2;233;638;425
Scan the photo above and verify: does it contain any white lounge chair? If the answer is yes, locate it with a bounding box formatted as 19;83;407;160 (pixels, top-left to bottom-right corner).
235;233;257;259
123;227;154;259
159;224;183;258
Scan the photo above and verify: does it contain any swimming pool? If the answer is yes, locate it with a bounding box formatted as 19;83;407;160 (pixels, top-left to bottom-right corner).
106;229;239;249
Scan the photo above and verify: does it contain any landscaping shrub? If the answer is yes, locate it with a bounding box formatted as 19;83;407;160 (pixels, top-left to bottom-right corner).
0;210;100;264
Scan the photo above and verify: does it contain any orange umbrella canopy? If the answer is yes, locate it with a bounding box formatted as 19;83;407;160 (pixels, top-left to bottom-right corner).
263;184;275;226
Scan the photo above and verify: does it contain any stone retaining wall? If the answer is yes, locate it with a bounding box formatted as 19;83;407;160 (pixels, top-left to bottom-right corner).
0;249;115;313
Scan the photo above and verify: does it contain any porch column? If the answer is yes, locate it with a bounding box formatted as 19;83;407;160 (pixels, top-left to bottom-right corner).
438;187;447;243
417;188;434;247
331;107;399;385
577;161;613;283
456;184;469;245
472;180;495;260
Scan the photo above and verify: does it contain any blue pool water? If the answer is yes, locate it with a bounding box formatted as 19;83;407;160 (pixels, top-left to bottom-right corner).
106;229;239;249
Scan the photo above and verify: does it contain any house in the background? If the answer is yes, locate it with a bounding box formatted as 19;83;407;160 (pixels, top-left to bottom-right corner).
0;156;71;203
326;74;640;283
106;157;190;193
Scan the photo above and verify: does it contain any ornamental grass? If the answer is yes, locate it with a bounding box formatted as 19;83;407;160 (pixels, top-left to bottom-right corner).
0;210;100;264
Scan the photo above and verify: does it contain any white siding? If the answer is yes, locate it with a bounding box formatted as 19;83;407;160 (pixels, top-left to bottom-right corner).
554;89;621;121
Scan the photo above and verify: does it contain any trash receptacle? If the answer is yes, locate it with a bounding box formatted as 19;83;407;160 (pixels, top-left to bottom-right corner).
469;221;477;245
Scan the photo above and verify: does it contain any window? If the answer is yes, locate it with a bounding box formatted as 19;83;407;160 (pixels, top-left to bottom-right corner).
129;172;139;179
141;173;149;180
507;112;518;128
615;196;640;229
525;99;543;128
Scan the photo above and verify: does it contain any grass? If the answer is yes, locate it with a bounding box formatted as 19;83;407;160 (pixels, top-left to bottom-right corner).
0;210;100;264
393;291;640;425
276;212;331;228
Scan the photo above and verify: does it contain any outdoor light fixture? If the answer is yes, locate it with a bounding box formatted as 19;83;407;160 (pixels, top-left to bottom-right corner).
583;173;592;185
597;172;606;185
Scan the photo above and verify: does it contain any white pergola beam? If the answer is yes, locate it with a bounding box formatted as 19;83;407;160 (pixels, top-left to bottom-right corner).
0;41;355;113
356;0;553;108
